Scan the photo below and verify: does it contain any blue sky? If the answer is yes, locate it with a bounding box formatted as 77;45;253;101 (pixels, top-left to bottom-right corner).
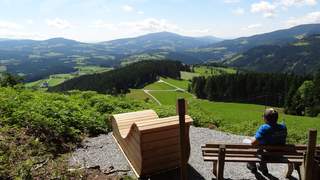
0;0;319;42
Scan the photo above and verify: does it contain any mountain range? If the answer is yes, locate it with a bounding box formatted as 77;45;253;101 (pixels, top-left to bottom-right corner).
224;34;320;75
1;23;320;81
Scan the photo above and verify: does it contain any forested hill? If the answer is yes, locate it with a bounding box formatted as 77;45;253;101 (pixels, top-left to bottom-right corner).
49;60;185;94
223;34;320;75
100;31;221;53
189;24;320;61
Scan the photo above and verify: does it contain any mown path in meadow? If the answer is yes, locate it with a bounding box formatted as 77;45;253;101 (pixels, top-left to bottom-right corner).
142;78;195;105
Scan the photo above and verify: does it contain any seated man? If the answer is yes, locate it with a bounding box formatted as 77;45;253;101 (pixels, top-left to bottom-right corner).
247;108;287;174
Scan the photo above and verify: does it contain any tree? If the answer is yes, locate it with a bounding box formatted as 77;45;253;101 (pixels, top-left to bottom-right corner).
0;73;22;87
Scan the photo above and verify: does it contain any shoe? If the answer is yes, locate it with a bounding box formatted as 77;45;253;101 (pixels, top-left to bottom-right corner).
258;164;268;175
247;163;257;173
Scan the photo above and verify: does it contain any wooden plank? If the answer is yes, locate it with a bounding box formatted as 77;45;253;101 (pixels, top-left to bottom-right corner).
202;149;304;156
304;129;317;180
137;116;192;128
203;156;304;163
141;135;179;151
112;135;140;178
112;109;157;118
142;144;180;159
204;153;304;159
139;119;192;132
141;128;179;143
141;122;191;134
203;144;320;150
178;98;187;180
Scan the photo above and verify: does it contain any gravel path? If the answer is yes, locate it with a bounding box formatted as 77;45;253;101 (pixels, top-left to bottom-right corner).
69;126;300;180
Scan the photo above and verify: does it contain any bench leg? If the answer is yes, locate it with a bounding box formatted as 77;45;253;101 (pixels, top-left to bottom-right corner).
217;145;226;180
212;161;217;176
285;163;294;178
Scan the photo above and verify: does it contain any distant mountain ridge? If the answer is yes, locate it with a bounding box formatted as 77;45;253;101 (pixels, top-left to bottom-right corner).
99;31;222;53
1;24;320;81
224;34;320;75
189;24;320;62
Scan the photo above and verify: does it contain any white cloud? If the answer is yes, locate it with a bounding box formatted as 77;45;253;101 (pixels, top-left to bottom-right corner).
122;5;134;12
138;11;144;15
247;23;262;29
232;8;245;15
46;18;72;29
223;0;240;3
0;21;23;29
26;19;34;25
0;29;45;39
251;1;276;18
91;20;116;29
286;11;320;27
278;0;317;7
119;18;179;32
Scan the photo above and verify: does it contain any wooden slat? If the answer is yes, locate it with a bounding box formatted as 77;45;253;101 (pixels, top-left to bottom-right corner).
142;144;180;159
115;117;157;124
139;118;192;132
203;156;304;163
203;143;320;150
142;136;179;151
136;115;192;127
141;123;191;134
202;148;304;156
141;128;179;143
203;153;304;159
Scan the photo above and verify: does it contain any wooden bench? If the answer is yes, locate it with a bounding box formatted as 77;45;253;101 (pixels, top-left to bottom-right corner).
202;143;320;179
111;109;193;178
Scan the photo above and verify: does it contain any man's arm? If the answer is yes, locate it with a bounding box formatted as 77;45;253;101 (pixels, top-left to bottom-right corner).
251;138;259;146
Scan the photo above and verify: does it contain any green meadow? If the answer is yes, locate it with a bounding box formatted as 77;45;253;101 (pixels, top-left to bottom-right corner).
25;66;111;88
127;75;320;144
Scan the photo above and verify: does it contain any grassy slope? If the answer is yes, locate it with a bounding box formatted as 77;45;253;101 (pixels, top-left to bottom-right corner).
144;81;175;90
150;91;193;105
126;89;156;104
25;66;111;88
190;99;320;143
160;77;190;90
127;75;320;144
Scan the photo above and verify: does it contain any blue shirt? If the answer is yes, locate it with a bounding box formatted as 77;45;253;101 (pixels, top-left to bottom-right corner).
255;123;287;145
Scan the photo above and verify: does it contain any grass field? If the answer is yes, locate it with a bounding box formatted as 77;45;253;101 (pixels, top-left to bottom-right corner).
127;76;320;144
180;71;199;80
181;66;236;80
189;99;320;143
144;81;175;90
126;89;156;104
25;66;111;88
194;66;237;76
149;90;193;105
160;77;190;90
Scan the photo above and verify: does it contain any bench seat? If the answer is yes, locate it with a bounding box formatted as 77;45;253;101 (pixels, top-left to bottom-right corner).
202;143;320;180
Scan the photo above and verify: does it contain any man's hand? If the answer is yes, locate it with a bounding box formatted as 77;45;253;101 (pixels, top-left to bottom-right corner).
251;138;259;146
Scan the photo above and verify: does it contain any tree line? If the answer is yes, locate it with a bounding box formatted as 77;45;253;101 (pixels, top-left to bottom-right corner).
190;70;320;117
285;69;320;117
49;60;183;94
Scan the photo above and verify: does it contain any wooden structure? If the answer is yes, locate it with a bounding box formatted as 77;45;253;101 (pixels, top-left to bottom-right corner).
202;130;320;180
112;109;193;177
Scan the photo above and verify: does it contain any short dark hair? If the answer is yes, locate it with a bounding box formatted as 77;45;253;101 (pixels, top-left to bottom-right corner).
264;108;278;124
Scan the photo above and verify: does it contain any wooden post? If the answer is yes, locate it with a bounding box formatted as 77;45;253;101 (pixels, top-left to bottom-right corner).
177;98;187;180
304;129;317;180
217;145;226;180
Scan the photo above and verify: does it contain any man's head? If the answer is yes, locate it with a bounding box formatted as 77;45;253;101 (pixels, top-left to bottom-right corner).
263;108;278;124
